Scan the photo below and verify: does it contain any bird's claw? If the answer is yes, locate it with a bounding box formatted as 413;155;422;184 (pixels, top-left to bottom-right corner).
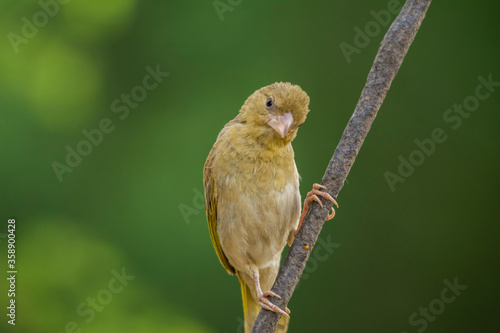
258;290;290;317
263;290;281;299
297;183;339;234
308;184;338;220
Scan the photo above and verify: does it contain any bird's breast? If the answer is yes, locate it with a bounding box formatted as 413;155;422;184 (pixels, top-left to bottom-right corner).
215;152;301;270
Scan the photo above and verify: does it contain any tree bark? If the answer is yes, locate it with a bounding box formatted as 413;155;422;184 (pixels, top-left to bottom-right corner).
251;0;432;332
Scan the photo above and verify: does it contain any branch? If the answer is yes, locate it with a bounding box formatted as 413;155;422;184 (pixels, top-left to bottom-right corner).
251;0;432;331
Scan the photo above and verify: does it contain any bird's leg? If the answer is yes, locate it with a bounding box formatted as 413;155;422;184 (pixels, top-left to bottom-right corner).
296;183;339;234
252;272;290;317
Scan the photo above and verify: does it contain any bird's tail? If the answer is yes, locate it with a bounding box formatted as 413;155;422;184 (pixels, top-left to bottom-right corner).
238;274;289;333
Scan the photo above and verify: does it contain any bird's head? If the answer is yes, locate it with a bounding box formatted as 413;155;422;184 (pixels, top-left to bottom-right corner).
238;82;310;147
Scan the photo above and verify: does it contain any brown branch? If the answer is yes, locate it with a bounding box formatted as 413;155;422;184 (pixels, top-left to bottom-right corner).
251;0;432;331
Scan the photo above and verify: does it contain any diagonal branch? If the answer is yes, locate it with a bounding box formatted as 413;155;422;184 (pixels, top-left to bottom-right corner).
251;0;432;331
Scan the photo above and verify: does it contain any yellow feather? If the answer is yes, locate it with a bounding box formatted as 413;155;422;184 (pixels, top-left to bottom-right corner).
204;170;235;274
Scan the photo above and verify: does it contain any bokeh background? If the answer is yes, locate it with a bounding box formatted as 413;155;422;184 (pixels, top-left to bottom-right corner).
1;0;499;332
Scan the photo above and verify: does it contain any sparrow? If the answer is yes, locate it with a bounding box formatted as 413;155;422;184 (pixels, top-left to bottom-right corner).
203;82;337;332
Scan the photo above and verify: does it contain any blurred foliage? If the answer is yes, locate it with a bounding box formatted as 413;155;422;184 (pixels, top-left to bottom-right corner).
1;0;499;332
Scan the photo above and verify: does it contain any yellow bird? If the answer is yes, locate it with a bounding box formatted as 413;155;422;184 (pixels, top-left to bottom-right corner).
204;82;337;332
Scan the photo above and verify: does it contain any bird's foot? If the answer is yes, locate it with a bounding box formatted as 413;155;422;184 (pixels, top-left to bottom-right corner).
297;184;339;233
258;290;290;317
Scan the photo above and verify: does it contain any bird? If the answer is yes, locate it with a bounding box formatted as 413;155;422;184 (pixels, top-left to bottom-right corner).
203;82;338;332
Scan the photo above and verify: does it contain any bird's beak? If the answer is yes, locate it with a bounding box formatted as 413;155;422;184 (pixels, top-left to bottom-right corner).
267;112;294;138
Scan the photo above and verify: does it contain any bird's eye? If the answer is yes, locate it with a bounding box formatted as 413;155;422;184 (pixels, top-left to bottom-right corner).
265;98;273;108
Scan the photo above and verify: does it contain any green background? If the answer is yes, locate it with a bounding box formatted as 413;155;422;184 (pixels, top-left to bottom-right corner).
1;0;499;332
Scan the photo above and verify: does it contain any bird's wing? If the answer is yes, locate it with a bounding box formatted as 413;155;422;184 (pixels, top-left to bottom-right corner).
204;155;235;275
